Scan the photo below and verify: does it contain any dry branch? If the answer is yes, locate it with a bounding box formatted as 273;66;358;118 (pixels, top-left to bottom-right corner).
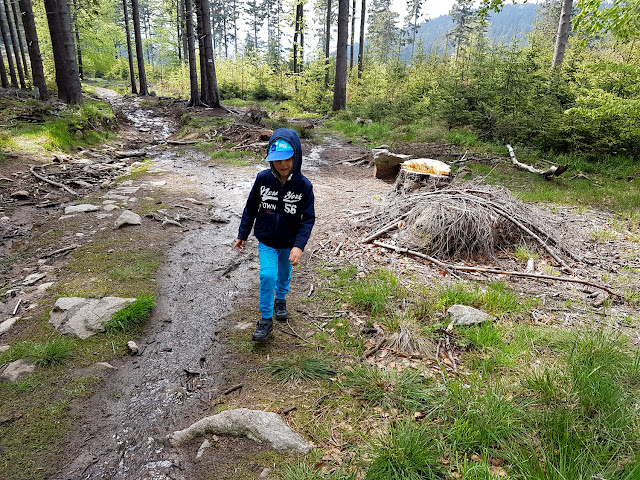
373;241;620;297
507;144;569;178
30;166;78;196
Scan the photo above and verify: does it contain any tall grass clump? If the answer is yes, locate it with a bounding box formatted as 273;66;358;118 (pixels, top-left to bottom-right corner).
343;365;433;412
364;420;444;480
264;355;336;383
281;463;355;480
348;269;402;317
3;338;77;366
103;296;155;333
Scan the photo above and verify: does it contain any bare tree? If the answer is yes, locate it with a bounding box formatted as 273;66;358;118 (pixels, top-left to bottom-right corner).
357;0;365;78
551;0;572;69
0;50;7;87
72;0;83;79
293;0;303;74
350;0;355;69
43;0;82;104
18;0;47;98
332;0;348;110
3;0;25;87
197;0;220;106
0;1;18;86
184;0;203;106
121;0;137;93
131;0;149;95
324;0;332;88
9;0;29;77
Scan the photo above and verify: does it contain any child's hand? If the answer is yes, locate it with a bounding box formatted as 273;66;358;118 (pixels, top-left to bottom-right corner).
232;239;245;250
289;247;303;266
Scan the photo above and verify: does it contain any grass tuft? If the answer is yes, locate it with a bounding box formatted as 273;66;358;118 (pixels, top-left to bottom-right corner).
103;296;155;333
3;338;77;367
365;420;445;480
264;355;336;383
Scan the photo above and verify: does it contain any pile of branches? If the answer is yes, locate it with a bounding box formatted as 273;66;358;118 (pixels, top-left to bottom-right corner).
361;184;572;270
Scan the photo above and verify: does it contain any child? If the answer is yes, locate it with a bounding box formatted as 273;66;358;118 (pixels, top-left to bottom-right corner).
232;128;315;341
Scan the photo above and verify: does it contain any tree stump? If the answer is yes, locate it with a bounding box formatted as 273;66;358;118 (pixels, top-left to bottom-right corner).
393;169;452;194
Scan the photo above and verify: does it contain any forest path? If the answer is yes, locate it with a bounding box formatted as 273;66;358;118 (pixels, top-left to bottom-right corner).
60;90;381;479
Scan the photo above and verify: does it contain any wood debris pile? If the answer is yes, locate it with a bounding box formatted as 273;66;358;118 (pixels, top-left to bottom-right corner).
363;184;559;261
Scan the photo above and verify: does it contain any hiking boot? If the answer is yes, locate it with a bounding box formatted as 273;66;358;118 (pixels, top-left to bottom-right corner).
274;299;288;322
252;317;273;341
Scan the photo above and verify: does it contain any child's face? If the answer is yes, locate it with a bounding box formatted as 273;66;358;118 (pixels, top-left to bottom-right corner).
273;157;294;180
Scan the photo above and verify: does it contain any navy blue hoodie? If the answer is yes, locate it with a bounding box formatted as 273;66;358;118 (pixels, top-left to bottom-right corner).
237;128;315;250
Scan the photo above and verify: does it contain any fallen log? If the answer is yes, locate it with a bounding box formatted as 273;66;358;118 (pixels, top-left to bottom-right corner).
29;166;78;196
372;241;620;297
507;144;569;178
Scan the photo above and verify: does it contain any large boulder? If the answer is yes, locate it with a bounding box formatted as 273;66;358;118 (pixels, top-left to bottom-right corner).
167;408;313;455
48;297;135;339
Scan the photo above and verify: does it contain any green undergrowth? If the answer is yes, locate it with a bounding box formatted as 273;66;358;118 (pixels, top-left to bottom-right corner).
0;96;116;157
222;265;640;480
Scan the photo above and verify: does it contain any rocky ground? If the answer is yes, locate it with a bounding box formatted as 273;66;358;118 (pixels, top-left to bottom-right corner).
1;89;639;479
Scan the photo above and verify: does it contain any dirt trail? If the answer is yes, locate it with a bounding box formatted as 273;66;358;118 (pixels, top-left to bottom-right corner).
58;91;380;479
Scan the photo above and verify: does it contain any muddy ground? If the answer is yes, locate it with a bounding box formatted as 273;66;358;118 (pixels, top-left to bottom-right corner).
1;89;639;479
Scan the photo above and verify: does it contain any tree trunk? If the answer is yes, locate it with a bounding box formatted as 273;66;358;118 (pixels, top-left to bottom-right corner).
3;0;25;88
185;0;202;106
130;0;149;95
233;0;237;58
195;0;208;104
293;1;301;74
357;0;365;78
551;0;572;70
0;50;6;87
10;0;29;78
18;0;47;98
350;0;355;70
122;0;137;93
332;0;348;111
176;0;181;62
200;0;220;107
0;0;18;87
324;0;332;88
72;0;83;80
180;0;188;62
43;0;82;104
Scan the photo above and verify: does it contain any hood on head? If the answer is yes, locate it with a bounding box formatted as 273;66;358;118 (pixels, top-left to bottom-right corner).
267;128;303;178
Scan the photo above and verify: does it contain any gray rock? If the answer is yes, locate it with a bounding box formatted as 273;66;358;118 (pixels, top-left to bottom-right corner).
114;210;142;229
48;296;135;339
260;467;272;478
0;317;18;335
0;345;10;352
0;359;35;382
10;190;30;199
447;304;494;327
64;204;101;214
102;204;120;212
95;361;117;370
22;272;46;286
127;341;139;355
167;408;313;455
195;439;211;460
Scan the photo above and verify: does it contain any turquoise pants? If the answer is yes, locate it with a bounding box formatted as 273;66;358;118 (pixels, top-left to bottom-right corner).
258;242;292;320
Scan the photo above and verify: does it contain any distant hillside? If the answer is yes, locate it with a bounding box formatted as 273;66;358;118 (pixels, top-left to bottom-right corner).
407;3;540;56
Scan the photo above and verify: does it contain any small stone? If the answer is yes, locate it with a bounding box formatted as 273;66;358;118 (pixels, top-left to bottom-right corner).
0;317;19;335
103;204;120;212
127;341;139;355
195;439;211;460
64;204;101;214
95;362;117;370
22;272;46;286
10;190;29;199
260;467;272;478
114;210;142;229
0;345;10;353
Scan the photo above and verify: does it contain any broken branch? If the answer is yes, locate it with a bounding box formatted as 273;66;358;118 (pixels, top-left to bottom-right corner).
373;241;620;297
507;144;569;178
29;165;78;196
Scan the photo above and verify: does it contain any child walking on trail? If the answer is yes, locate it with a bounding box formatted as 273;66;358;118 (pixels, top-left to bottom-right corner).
232;128;315;341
